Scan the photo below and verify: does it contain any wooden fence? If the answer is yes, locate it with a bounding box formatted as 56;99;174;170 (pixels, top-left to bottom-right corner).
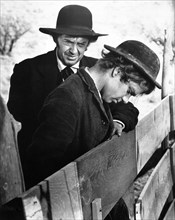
0;94;175;220
0;96;24;205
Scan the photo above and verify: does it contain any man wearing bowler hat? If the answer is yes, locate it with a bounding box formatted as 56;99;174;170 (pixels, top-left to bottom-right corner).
25;40;161;219
7;5;139;175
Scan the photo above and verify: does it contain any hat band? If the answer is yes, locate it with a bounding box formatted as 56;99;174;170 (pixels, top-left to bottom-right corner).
58;25;93;32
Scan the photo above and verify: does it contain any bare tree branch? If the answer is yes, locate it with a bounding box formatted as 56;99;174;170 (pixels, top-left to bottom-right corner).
0;15;31;55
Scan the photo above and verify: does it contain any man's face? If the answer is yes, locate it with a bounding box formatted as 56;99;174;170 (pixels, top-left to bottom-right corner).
56;35;89;66
101;68;145;103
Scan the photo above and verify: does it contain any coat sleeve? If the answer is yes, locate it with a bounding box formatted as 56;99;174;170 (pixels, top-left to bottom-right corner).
7;62;29;122
109;101;139;132
25;88;79;188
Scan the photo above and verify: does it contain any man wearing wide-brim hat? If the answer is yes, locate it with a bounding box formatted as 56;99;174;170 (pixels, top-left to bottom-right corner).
39;4;107;68
40;4;106;40
7;4;139;187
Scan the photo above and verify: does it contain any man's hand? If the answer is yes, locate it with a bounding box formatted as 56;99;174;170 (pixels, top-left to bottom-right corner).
112;121;125;137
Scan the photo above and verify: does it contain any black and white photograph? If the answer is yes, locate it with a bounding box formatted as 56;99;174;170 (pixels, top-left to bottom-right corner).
0;1;175;219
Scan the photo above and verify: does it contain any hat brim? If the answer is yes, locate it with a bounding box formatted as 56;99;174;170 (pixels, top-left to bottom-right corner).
39;27;107;38
104;44;162;89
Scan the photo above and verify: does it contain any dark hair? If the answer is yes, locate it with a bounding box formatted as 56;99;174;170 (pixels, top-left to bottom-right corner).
98;50;155;94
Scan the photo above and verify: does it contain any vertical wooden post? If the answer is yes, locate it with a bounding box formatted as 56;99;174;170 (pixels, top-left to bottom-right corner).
161;29;168;99
162;1;175;206
172;0;175;92
161;30;170;150
92;198;102;220
0;96;25;205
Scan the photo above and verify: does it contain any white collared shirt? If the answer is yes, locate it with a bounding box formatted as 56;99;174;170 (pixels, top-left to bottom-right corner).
85;67;102;101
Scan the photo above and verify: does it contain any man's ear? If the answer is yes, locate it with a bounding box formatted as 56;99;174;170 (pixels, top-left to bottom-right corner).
111;67;120;77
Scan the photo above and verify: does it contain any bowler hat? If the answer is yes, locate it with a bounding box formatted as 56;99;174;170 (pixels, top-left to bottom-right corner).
39;5;107;40
104;41;161;89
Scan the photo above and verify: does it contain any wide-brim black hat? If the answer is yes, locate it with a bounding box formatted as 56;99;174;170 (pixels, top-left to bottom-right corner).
104;41;161;89
39;5;107;39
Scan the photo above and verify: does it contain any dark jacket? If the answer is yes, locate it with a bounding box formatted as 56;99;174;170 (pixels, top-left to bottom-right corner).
7;50;98;158
25;68;114;188
7;49;139;162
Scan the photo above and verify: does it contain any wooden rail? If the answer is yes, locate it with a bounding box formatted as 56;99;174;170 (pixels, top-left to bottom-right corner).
0;96;24;205
0;94;175;220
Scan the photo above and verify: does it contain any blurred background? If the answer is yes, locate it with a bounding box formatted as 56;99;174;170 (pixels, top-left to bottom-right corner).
0;0;174;119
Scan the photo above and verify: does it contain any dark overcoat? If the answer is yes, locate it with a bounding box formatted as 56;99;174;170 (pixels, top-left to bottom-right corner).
25;68;114;188
7;49;139;166
7;50;99;158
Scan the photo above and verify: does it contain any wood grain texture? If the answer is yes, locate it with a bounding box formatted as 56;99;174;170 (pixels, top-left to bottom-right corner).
63;163;83;220
0;96;24;205
23;195;44;220
0;163;83;220
92;198;102;220
169;94;175;131
22;180;53;220
45;169;75;220
21;162;83;220
136;95;171;172
76;130;137;220
171;142;175;184
135;149;173;220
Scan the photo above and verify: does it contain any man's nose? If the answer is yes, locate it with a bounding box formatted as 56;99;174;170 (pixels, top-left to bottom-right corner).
69;44;78;53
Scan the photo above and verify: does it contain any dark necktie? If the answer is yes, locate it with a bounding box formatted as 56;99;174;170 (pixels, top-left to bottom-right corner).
61;67;74;81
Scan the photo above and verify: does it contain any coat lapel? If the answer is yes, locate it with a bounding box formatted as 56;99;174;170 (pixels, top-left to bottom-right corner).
40;53;97;97
77;68;112;123
39;49;60;95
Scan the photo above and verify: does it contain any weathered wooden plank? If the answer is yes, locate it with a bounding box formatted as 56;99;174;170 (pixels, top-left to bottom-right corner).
76;130;137;220
0;162;83;220
61;162;83;220
22;180;52;220
0;96;25;205
169;94;175;131
44;166;75;220
135;149;173;220
22;162;82;220
23;193;44;219
92;198;102;220
0;180;53;220
171;142;175;184
163;200;175;220
136;96;171;172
